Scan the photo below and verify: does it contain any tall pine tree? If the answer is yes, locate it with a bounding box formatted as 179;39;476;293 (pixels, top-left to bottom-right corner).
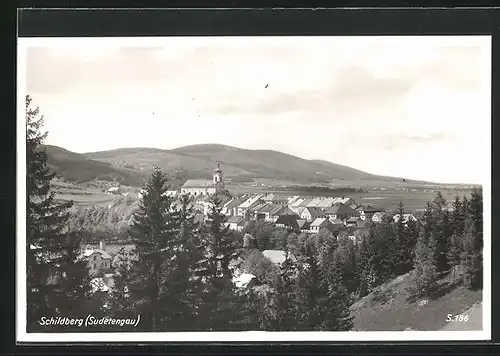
393;202;414;276
317;235;354;331
196;193;242;330
432;192;449;273
468;189;483;289
127;167;180;332
167;193;204;330
461;216;482;290
413;230;438;298
26;95;91;331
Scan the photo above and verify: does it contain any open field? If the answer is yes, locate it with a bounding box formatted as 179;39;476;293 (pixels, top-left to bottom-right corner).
51;180;139;207
350;268;482;331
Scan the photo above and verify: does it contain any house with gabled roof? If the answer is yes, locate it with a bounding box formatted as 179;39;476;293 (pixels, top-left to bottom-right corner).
237;194;264;217
345;216;361;227
268;205;286;222
296;219;307;229
248;202;269;220
299;220;311;233
223;196;246;216
275;214;300;231
300;207;325;222
359;205;385;220
224;215;245;231
253;203;282;221
372;211;390;223
309;218;335;234
325;203;356;221
82;242;113;276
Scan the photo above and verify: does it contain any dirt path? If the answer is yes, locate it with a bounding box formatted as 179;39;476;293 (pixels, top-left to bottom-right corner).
441;302;482;331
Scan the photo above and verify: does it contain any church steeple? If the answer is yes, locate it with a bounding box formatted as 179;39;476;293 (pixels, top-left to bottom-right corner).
213;161;224;190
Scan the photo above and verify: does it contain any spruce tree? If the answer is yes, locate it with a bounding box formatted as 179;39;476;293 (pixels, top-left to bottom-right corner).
469;189;483;289
413;230;438;298
451;196;464;236
196;193;241;331
447;233;462;283
293;260;314;331
420;202;435;245
357;222;379;295
356;236;371;298
393;202;414;276
461;217;482;289
272;252;299;330
126;167;180;332
168;193;204;330
106;247;133;314
26;95;91;331
370;217;397;283
317;235;354;331
299;235;324;329
432;192;449;273
334;235;359;296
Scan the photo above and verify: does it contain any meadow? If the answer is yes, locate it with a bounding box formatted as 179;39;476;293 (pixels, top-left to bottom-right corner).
51;180;138;207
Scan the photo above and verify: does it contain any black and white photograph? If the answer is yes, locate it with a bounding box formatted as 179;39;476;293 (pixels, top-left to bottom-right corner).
17;35;491;342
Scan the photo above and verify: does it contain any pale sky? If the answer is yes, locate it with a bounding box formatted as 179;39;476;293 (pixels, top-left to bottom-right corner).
19;36;491;184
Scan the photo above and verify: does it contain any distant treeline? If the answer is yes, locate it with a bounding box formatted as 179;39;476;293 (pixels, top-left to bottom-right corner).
276;185;364;194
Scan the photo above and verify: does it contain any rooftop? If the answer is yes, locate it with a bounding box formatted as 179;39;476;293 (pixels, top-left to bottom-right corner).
310;217;329;227
304;207;324;216
239;194;263;208
325;204;355;215
83;248;112;260
182;179;214;188
232;273;257;289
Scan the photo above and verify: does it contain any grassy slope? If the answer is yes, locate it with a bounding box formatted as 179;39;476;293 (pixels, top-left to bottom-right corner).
350;268;482;331
44;145;146;186
84;144;431;187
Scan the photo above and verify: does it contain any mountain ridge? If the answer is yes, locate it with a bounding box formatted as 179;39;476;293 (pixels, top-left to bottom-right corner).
39;143;447;187
40;143;481;187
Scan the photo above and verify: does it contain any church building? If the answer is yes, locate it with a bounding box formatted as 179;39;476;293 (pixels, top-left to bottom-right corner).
181;161;225;196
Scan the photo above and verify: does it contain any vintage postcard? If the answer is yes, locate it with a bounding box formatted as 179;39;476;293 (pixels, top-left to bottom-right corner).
17;35;491;342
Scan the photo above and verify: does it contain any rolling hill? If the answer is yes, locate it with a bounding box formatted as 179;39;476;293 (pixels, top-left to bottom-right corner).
83;143;426;187
42;143;440;188
42;145;147;186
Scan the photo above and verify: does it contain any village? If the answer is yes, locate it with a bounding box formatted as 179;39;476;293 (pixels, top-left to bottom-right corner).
80;162;420;296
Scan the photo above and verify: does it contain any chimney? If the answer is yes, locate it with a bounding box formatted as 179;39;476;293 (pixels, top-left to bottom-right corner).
99;240;105;250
